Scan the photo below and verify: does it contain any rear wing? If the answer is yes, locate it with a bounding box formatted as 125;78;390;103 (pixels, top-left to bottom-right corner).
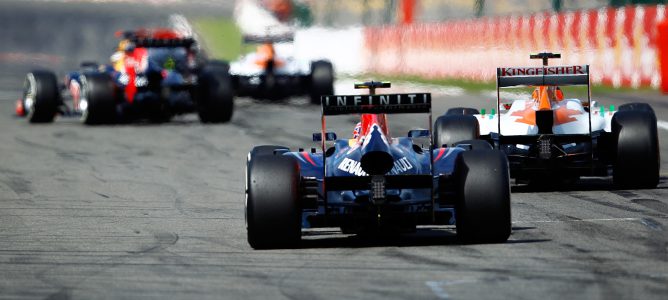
117;29;195;48
495;61;593;136
320;93;431;115
131;37;196;48
497;65;589;87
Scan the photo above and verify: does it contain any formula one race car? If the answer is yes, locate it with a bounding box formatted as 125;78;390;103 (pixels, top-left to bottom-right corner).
245;81;511;249
229;33;334;104
17;28;233;124
434;53;659;188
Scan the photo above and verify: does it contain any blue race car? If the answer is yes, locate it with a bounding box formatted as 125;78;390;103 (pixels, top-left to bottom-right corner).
17;28;233;124
245;81;512;249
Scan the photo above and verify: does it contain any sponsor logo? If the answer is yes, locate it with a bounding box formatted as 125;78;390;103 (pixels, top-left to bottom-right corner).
499;65;586;77
164;57;176;70
324;93;429;106
390;157;413;174
338;157;367;176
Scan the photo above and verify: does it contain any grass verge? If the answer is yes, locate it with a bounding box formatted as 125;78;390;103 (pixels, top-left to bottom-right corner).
355;74;495;93
192;17;248;61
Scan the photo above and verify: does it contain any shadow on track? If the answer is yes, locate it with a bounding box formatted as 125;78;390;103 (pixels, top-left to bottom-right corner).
511;176;668;193
296;226;549;249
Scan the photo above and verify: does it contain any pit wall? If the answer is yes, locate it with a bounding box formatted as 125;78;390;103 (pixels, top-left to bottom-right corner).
363;5;667;88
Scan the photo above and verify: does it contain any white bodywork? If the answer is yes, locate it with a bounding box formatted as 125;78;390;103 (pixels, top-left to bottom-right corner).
229;43;311;76
476;98;616;136
485;63;616;137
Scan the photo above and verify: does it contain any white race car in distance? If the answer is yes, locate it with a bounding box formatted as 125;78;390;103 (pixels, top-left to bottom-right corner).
229;33;334;104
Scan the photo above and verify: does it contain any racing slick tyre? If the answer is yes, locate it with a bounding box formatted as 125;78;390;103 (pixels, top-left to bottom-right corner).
309;60;334;105
446;107;480;116
618;102;656;116
197;61;234;123
433;115;480;148
246;145;290;196
454;139;493;150
612;110;660;188
249;145;290;157
23;71;60;123
81;73;117;125
205;60;230;73
454;150;511;243
246;154;301;249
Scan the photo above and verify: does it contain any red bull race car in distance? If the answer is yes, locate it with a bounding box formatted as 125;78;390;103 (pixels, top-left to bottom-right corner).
245;81;511;249
17;28;233;124
434;53;659;188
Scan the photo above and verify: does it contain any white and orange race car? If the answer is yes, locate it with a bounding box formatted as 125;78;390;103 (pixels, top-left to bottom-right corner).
229;33;334;104
433;53;659;188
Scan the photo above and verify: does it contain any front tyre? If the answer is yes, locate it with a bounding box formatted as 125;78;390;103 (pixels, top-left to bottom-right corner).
23;71;60;123
246;154;301;249
454;150;511;243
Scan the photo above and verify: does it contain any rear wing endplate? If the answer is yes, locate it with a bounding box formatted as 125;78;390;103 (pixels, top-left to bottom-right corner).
320;93;431;116
497;65;589;87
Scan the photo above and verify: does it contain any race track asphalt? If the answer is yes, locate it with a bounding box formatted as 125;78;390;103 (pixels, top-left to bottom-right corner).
0;1;667;299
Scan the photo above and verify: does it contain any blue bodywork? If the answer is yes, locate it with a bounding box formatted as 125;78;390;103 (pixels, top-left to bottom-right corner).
281;128;465;229
65;47;199;118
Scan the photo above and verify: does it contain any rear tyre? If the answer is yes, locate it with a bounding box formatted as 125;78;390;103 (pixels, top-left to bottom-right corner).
454;139;492;150
81;73;117;125
23;71;60;123
446;107;480;116
249;145;290;157
309;60;334;105
618;102;655;115
454;150;511;243
246;145;291;203
197;61;234;123
433;115;480;148
612;109;659;188
246;153;301;249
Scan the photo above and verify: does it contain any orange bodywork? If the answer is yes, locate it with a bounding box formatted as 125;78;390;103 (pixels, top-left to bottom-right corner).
512;86;580;126
263;0;292;22
254;43;284;68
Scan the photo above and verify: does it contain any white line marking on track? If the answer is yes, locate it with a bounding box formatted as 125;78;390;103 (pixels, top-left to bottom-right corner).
657;120;668;131
425;279;478;299
513;217;641;224
425;281;450;299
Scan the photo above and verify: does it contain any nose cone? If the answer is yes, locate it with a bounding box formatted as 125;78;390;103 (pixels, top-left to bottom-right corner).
360;125;394;175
